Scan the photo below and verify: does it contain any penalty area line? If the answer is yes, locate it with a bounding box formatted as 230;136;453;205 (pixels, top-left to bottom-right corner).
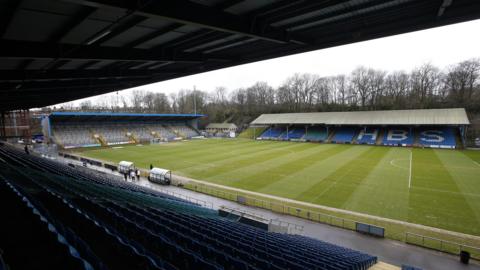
408;150;413;189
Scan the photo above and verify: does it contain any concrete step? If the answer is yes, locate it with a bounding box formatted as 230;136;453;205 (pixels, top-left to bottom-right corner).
369;262;401;270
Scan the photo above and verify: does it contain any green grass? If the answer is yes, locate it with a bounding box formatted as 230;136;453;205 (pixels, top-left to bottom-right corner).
237;127;266;139
78;138;480;236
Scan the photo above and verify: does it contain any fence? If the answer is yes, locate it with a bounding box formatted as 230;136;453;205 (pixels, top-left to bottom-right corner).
406;232;480;260
190;183;358;231
187;182;480;261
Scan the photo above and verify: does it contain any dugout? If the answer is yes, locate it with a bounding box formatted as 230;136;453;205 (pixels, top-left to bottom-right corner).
118;161;134;174
148;168;171;185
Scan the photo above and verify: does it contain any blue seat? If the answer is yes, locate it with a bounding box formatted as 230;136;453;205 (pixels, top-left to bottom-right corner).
332;127;358;143
418;127;456;148
383;127;414;146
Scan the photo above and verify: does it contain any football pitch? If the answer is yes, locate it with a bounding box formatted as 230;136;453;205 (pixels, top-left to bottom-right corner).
78;138;480;236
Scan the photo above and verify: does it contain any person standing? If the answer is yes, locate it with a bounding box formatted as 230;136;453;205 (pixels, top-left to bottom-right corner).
123;172;127;181
130;169;136;181
24;144;29;155
136;169;141;180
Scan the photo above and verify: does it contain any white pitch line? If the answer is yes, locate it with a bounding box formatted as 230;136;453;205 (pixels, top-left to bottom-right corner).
473;160;480;168
408;150;413;189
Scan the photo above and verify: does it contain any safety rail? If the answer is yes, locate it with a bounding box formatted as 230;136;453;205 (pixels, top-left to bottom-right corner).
187;182;480;261
406;232;480;260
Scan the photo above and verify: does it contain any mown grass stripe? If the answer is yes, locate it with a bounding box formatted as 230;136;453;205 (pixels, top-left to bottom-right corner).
408;149;479;235
230;144;347;191
342;148;411;221
435;149;480;235
194;142;312;180
203;143;333;184
304;146;392;208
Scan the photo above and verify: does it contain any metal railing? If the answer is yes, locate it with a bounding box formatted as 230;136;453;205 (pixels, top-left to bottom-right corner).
190;183;358;231
406;232;480;260
188;182;480;260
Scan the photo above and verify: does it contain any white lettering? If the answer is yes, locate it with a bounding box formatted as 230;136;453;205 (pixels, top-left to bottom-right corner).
420;130;444;143
358;129;378;140
387;130;408;141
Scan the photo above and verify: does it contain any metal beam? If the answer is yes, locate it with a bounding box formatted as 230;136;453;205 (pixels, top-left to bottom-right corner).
196;36;254;53
438;0;453;17
252;0;349;25
95;15;148;45
48;6;97;42
0;0;22;37
171;32;232;52
283;0;413;32
215;0;245;10
62;0;308;44
125;23;183;48
0;40;231;63
0;69;187;83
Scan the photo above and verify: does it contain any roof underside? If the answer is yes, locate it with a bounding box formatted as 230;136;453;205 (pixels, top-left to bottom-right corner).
251;108;471;126
1;0;480;111
49;112;204;122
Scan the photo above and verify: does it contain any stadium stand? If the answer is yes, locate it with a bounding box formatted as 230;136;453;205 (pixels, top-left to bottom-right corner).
259;127;285;140
171;124;200;139
251;109;469;148
418;127;456;149
304;127;329;142
93;123;132;145
383;127;414;146
0;143;377;270
52;123;100;148
285;127;306;140
45;113;202;148
128;123;155;142
357;128;380;145
331;127;358;144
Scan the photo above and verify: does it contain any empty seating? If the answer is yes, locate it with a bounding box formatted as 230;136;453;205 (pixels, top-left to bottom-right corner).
259;127;285;139
283;127;305;140
0;143;377;270
52;124;99;148
171;124;199;138
304;127;328;141
418;127;456;148
92;123;132;145
331;127;358;143
356;127;379;145
52;121;199;147
383;127;414;146
0;176;88;270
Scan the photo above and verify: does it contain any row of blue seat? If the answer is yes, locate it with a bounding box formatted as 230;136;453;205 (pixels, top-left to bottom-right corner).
0;143;377;270
258;126;457;148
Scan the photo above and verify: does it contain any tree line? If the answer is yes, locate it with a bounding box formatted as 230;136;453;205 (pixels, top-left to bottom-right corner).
52;58;480;133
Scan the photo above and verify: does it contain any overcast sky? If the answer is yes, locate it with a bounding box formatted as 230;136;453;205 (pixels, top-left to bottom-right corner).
58;19;480;107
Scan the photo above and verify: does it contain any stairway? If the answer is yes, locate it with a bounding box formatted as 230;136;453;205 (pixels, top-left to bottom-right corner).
351;129;360;144
125;129;138;144
375;129;384;145
454;129;463;149
163;124;180;138
93;134;107;146
413;129;421;147
326;128;336;143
